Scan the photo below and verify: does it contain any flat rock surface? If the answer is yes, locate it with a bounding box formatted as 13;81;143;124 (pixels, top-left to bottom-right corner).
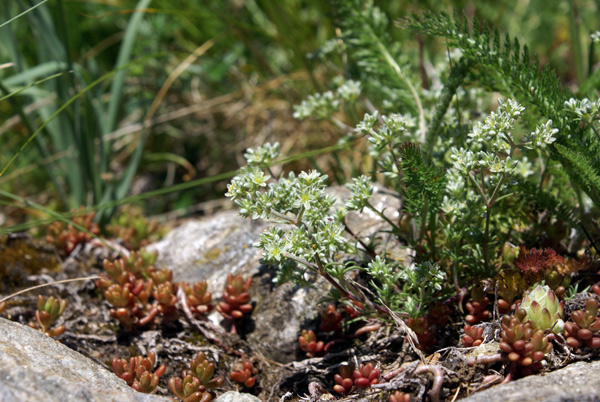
214;391;262;402
0;317;171;402
462;360;600;402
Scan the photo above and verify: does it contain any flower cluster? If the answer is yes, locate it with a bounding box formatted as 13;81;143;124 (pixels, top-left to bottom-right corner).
243;142;280;167
564;98;600;124
523;120;558;149
293;80;361;120
226;146;350;287
356;112;416;179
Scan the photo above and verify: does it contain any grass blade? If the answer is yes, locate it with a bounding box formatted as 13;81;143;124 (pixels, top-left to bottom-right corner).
105;0;153;134
0;52;164;177
0;0;49;30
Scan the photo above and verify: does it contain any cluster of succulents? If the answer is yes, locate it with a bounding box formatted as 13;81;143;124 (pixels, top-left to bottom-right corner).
405;303;450;351
27;295;67;338
96;251;163;330
496;270;527;314
298;303;365;357
97;250;220;331
229;358;258;388
298;329;327;357
389;391;412;402
333;361;380;394
45;209;100;255
319;304;344;333
499;309;553;376
216;274;253;333
405;316;436;351
168;352;225;402
112;352;166;393
106;205;161;250
564;298;600;349
461;324;484;347
180;280;213;317
464;287;491;325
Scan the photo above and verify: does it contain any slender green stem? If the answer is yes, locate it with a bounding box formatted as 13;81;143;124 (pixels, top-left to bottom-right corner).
488;174;506;207
482;203;492;275
365;201;402;235
468;173;488;203
366;27;426;142
282;252;319;273
419;198;429;243
343;222;376;259
270;210;298;225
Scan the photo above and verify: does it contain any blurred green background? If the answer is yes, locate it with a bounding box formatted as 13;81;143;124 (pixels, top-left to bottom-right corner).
0;0;597;229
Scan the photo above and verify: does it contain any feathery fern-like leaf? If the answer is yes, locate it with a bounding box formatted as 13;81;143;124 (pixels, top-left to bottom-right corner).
554;143;600;205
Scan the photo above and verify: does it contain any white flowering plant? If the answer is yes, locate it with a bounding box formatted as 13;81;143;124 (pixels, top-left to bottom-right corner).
227;6;600;324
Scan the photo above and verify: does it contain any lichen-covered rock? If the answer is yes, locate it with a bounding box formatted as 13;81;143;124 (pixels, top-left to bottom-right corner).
149;186;408;363
0;317;171;402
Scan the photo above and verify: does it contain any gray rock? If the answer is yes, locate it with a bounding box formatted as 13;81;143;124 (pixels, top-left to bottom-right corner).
214;391;262;402
149;210;271;294
0;317;171;402
462;360;600;402
149;186;407;364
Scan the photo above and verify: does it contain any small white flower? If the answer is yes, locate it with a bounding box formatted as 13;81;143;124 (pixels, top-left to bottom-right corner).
525;120;558;149
450;147;476;174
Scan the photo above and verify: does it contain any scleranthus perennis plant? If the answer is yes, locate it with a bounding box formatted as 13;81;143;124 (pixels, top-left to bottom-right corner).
226;142;449;319
442;98;558;278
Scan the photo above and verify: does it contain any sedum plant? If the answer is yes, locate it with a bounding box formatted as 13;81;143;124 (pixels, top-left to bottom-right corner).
168;352;225;402
28;295;67;338
229;358;258;388
112;352;166;394
564;298;600;349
